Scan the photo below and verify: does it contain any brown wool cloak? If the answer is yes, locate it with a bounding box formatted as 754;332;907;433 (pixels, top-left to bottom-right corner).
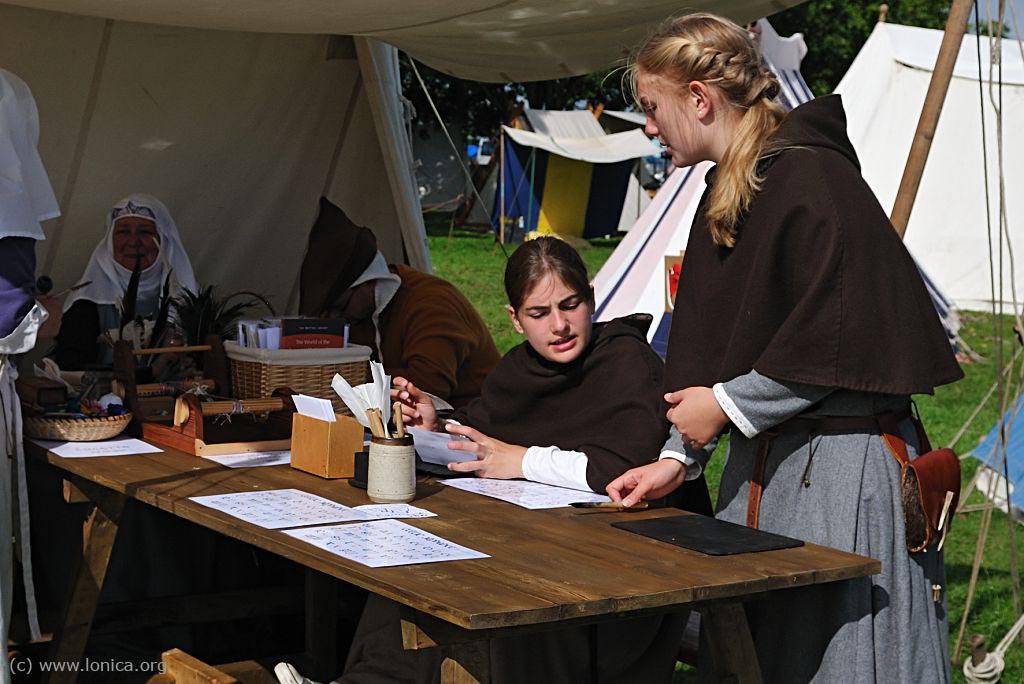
373;263;500;409
452;315;710;508
664;95;963;396
297;198;499;408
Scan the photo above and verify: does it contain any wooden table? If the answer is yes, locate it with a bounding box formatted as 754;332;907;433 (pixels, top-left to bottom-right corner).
27;442;880;684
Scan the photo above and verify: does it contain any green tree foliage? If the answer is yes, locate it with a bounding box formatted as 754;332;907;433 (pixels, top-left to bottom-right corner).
401;57;624;140
770;1;952;95
971;19;1011;37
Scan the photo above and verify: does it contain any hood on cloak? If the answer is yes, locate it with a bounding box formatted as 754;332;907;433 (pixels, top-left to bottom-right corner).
298;197;401;361
771;94;861;169
299;197;379;317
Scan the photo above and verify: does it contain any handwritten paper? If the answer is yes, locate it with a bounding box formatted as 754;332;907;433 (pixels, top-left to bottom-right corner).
33;437;163;458
351;504;436;520
205;451;291;468
292;394;336;423
284;519;488;567
441;478;609;510
190;489;364;529
409;427;473;466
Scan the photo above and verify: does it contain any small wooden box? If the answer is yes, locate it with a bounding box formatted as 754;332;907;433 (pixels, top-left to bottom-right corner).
290;412;364;479
15;376;67;408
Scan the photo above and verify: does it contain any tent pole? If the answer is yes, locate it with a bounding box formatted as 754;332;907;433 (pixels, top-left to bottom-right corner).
889;0;974;238
527;149;536;236
499;127;506;246
354;38;432;272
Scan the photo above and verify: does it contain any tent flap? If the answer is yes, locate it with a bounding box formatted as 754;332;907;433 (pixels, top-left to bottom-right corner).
503;126;658;164
5;0;806;82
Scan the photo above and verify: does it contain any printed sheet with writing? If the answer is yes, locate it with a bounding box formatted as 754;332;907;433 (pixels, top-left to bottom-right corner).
190;489;365;529
33;437;162;458
205;451;291;468
440;478;608;509
284;519;488;567
189;489;437;528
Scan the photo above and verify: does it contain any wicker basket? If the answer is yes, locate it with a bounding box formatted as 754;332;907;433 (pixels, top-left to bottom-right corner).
224;342;371;414
24;413;133;442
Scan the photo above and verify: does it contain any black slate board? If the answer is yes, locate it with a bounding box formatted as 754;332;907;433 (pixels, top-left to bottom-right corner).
612;514;804;556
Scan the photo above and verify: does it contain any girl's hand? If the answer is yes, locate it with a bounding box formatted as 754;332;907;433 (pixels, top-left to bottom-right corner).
445;424;527;479
606;460;687;508
664;386;728;449
390;377;438;431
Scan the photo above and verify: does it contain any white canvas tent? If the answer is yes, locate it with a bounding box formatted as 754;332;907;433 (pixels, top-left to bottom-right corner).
836;21;1024;311
0;4;428;312
2;0;801;311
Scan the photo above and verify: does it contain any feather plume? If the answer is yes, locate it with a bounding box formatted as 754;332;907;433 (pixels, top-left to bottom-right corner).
119;254;142;337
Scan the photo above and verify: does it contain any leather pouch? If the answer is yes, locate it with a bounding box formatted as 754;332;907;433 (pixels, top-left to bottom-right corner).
880;414;960;553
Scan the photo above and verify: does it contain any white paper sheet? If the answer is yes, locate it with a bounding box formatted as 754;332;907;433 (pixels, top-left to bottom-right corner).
205;451;291;468
284;519;488;567
33;437;163;458
189;488;365;529
331;361;391;432
440;478;609;510
408;427;473;465
351;504;436;520
292;394;336;423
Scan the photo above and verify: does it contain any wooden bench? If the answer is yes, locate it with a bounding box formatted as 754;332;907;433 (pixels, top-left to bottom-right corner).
147;649;278;684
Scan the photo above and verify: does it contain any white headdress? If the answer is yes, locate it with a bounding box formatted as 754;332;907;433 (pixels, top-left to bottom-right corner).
64;194;198;312
0;69;59;240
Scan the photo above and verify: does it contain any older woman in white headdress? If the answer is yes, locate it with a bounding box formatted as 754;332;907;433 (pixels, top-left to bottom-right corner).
1;67;62;679
55;193;197;368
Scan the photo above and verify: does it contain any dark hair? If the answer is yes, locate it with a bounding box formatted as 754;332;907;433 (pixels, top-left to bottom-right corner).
504;237;593;311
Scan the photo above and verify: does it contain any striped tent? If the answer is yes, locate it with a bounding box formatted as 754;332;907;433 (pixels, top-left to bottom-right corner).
592;18;961;357
492;109;659;241
757;17;814;108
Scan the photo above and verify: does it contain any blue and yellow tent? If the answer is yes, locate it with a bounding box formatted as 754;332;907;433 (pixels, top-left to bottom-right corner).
492;125;659;241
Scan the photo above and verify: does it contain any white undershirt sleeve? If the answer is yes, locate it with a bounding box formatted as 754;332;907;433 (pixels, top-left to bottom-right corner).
0;302;45;355
713;382;758;438
657;429;707;481
657;450;703;481
521;445;593;492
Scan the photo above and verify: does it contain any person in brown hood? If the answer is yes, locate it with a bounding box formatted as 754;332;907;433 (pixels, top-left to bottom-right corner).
607;13;962;684
298;198;499;409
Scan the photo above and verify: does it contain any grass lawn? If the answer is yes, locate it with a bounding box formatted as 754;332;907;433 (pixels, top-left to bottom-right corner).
424;213;1023;682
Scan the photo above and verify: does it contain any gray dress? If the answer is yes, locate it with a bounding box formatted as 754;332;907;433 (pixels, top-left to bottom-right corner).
708;371;950;684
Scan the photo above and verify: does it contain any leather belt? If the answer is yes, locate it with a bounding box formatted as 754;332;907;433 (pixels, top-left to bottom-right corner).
744;408;911;529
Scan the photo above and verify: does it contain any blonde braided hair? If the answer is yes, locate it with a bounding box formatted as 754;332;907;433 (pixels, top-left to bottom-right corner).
628;14;786;247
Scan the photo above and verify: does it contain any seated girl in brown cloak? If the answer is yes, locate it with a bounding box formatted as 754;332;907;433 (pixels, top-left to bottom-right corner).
395;235;714;506
276;237;710;684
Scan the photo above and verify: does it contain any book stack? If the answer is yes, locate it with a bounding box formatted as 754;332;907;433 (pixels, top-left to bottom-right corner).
237;318;349;350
